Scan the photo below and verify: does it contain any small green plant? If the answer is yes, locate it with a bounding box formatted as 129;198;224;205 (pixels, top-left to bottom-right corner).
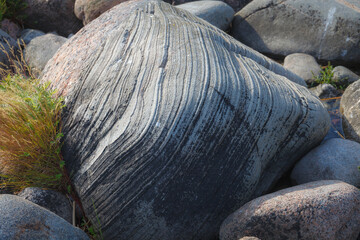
313;62;335;86
0;74;67;191
0;0;28;25
312;62;349;90
81;200;104;240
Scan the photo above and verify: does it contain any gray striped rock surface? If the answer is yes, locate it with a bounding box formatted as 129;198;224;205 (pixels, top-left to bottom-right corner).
232;0;360;65
41;0;329;239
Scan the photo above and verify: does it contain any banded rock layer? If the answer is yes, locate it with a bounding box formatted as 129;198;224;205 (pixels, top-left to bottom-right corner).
41;0;329;239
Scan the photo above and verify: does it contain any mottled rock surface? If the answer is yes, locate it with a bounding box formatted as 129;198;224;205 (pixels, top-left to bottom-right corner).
220;180;360;240
340;79;360;143
74;0;128;25
41;0;329;239
21;0;83;36
291;138;360;187
25;33;67;76
176;1;235;30
0;194;89;240
18;187;73;223
232;0;360;65
283;53;321;85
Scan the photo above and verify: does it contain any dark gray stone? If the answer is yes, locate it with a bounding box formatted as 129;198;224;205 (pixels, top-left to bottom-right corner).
232;0;360;65
176;1;235;30
291;138;360;187
309;83;341;99
74;0;128;25
333;66;360;86
41;0;329;239
0;29;17;65
18;187;73;223
340;79;360;143
220;180;360;240
164;0;253;11
283;53;321;85
21;0;83;36
24;33;67;76
0;194;89;240
20;29;46;45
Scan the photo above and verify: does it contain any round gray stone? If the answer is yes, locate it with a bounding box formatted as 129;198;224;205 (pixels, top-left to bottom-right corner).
24;33;67;76
283;53;321;85
176;1;235;30
18;187;73;223
333;66;360;86
232;0;360;65
340;79;360;143
291;138;360;187
0;194;89;240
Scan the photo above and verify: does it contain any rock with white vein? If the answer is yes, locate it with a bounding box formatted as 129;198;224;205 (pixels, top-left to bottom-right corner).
41;0;329;239
232;0;360;65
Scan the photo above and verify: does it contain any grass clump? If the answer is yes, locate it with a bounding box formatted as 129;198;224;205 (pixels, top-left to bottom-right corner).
312;62;348;90
0;0;28;25
0;74;66;191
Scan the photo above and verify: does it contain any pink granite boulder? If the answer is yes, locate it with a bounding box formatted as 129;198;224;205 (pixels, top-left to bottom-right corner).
220;180;360;240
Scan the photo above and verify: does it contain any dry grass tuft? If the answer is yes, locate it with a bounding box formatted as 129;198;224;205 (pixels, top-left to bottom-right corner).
0;74;66;191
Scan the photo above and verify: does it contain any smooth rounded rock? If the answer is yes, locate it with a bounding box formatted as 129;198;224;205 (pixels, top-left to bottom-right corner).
220;180;360;240
340;79;360;143
232;0;360;65
291;138;360;187
164;0;253;11
21;0;83;36
18;187;73;223
333;66;360;86
74;0;128;25
20;29;46;45
41;0;329;239
0;194;89;240
283;53;321;85
25;33;67;76
176;1;235;30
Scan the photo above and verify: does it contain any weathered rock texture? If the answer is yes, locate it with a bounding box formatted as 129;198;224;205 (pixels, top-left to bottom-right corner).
340;79;360;143
74;0;128;25
22;0;83;36
0;194;89;240
220;180;360;240
41;0;329;239
176;1;235;30
291;138;360;187
232;0;360;65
